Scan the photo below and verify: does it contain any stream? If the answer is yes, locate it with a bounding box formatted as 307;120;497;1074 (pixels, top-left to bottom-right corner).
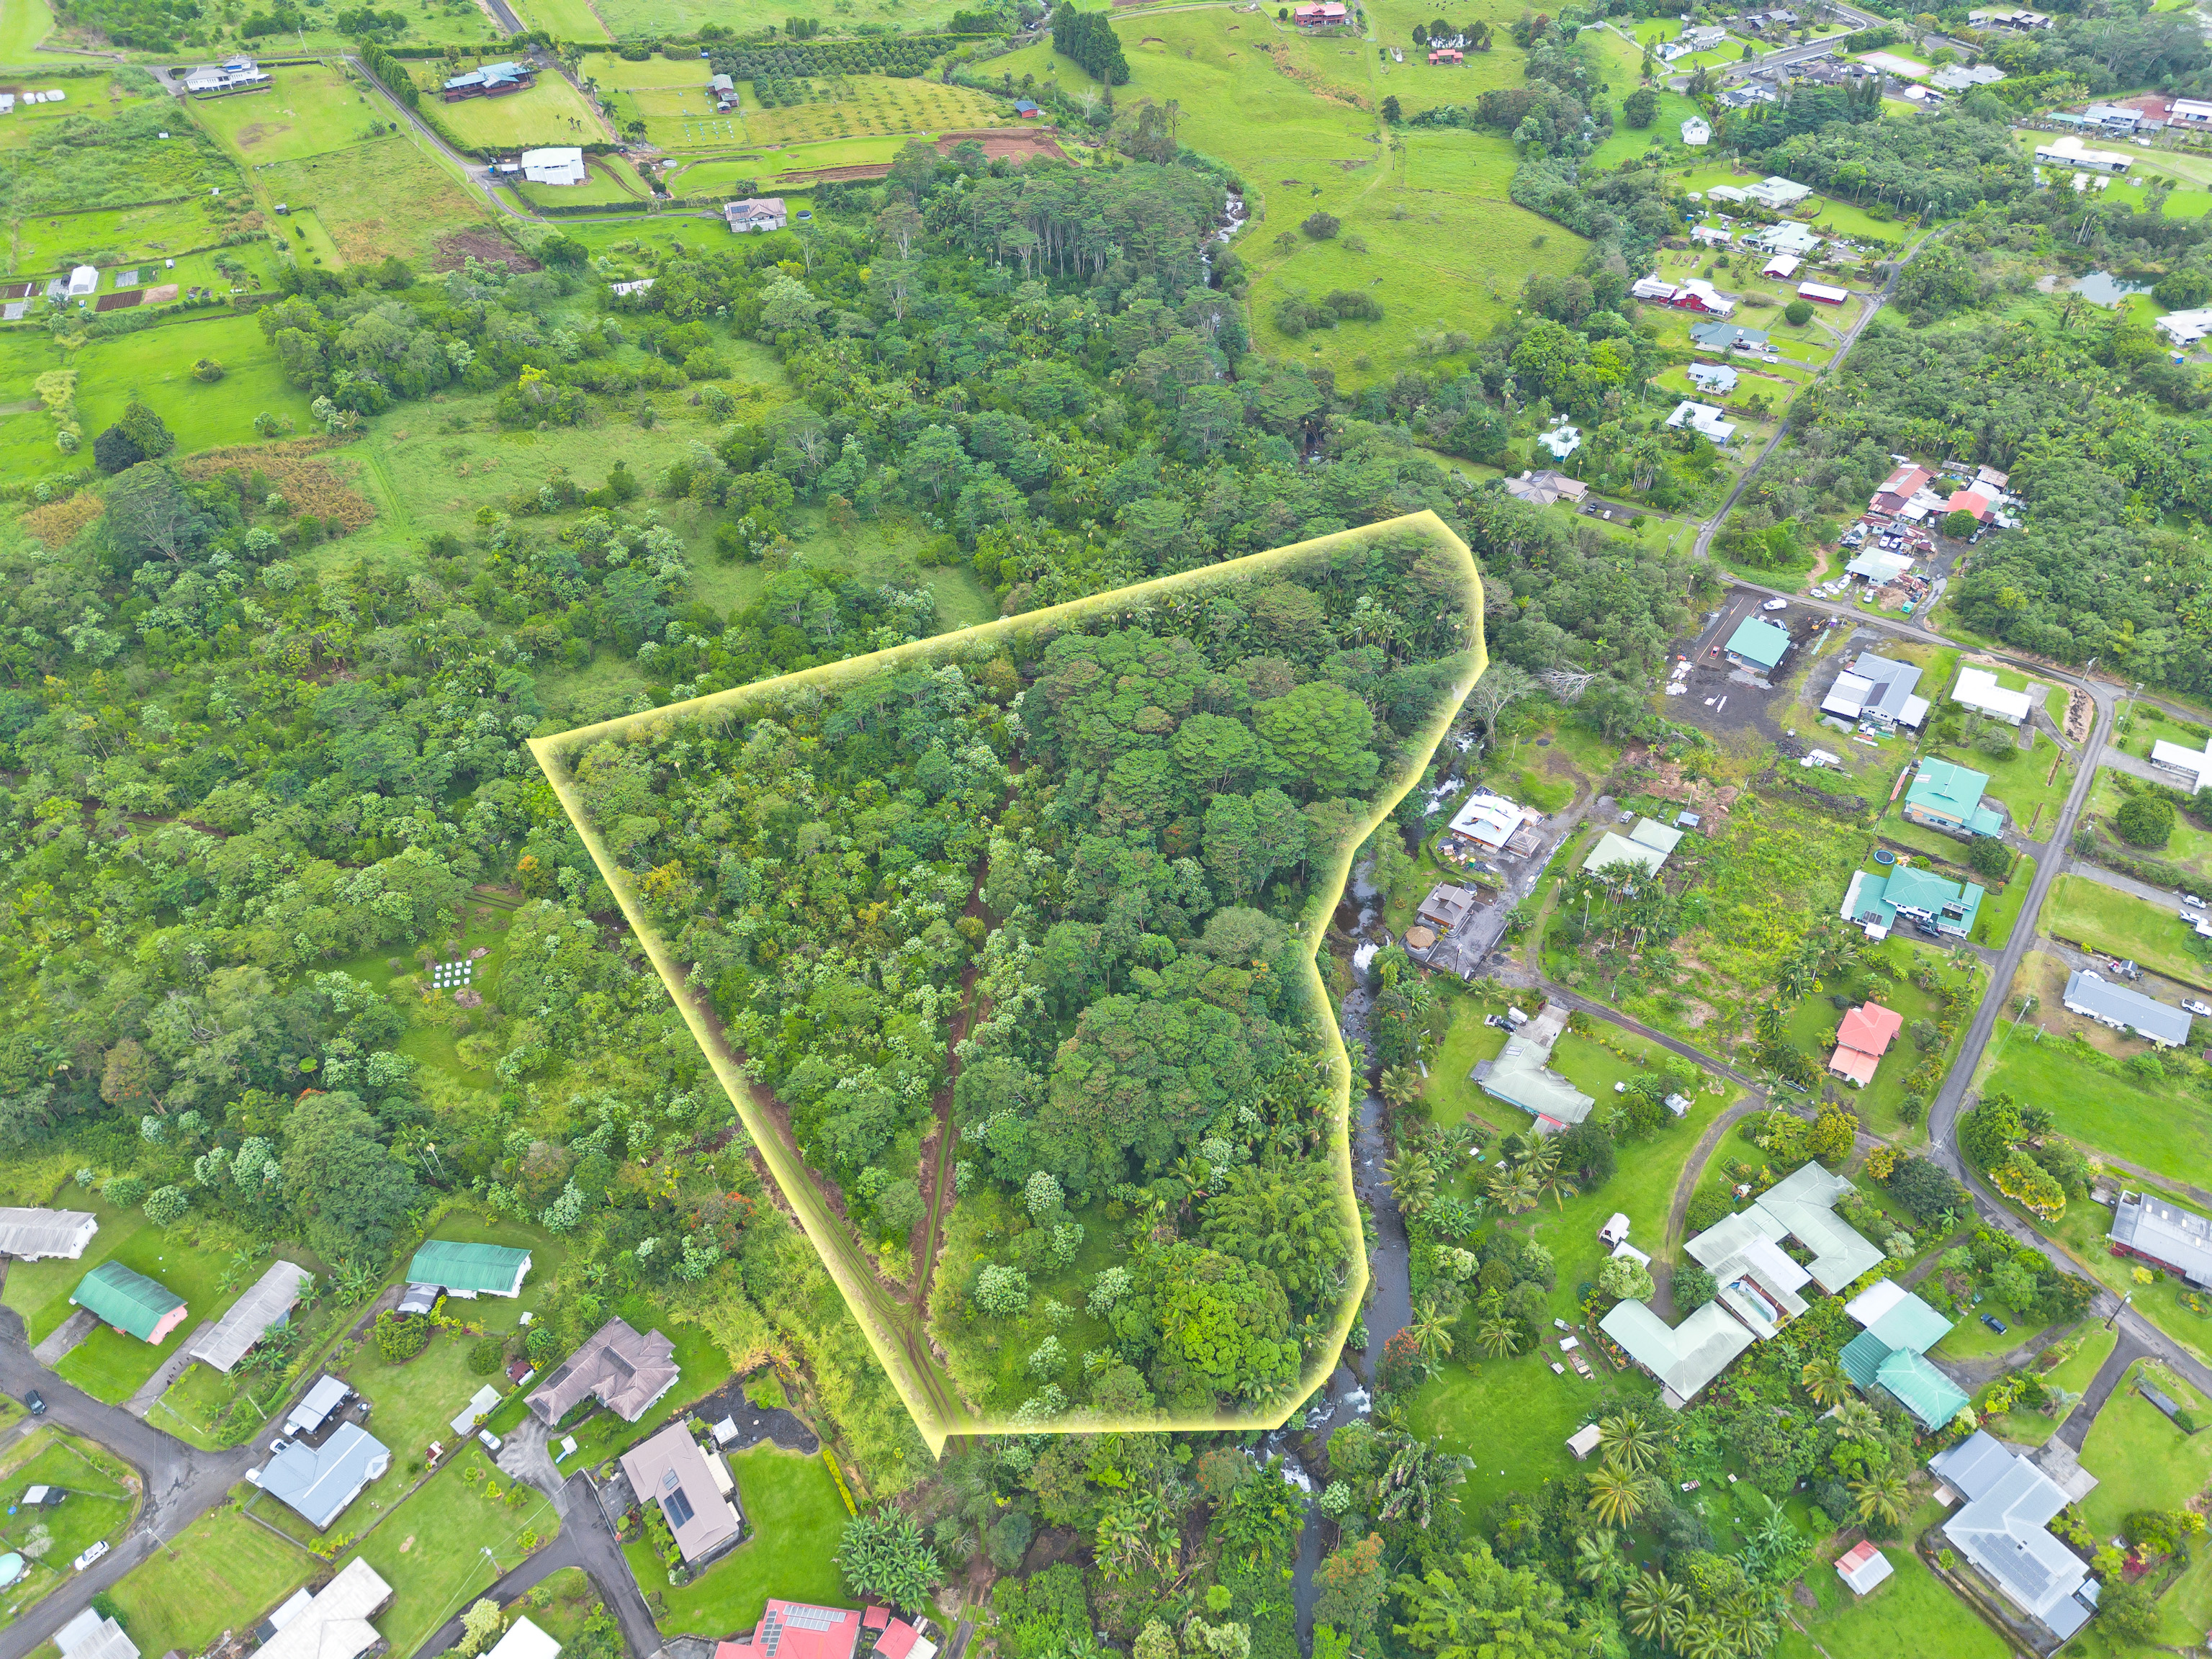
1285;863;1416;1655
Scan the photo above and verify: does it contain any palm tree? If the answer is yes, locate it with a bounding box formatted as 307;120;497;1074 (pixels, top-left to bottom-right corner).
1755;1002;1790;1045
1850;1468;1909;1529
1408;1300;1454;1370
1476;1317;1523;1359
1487;1164;1539;1217
1946;943;1977;974
1386;1148;1437;1218
1573;1529;1632;1594
1597;1411;1662;1475
1679;1619;1736;1659
1380;1065;1423;1110
1800;1353;1852;1407
1833;1397;1883;1442
1622;1570;1691;1645
1586;1465;1650;1529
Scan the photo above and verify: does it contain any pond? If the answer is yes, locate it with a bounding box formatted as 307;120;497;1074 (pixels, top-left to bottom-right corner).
2074;269;2152;307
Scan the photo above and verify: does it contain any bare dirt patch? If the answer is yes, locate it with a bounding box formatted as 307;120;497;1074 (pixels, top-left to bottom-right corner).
935;127;1067;163
432;228;541;273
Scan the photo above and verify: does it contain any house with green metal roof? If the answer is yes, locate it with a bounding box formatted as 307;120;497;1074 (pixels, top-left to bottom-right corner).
1722;616;1791;675
71;1259;187;1344
1837;1278;1968;1429
1839;864;1984;940
405;1239;532;1299
1902;757;2005;838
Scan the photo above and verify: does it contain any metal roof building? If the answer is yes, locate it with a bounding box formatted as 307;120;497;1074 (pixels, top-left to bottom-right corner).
620;1423;744;1565
1928;1431;2096;1638
485;1617;562;1659
191;1260;312;1373
1722;616;1791;673
0;1209;96;1262
2108;1190;2212;1287
253;1558;392;1659
405;1238;531;1298
1597;1299;1754;1407
55;1610;138;1659
71;1260;186;1344
258;1423;390;1532
285;1373;353;1437
1689;1162;1883;1295
1954;665;2033;724
1473;1003;1594;1132
2062;970;2193;1048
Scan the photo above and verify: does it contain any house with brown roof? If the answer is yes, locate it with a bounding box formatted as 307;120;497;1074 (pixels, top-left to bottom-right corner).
619;1423;744;1566
526;1316;679;1426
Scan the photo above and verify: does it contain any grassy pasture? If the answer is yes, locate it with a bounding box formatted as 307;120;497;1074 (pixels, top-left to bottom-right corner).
259;137;495;268
192;64;393;166
583;49;714;89
11;199;231;275
999;11;1583;386
418;73;606;149
610;75;1006;152
2043;873;2212;991
97;1504;318;1657
518;153;651;208
0;0;54;59
1975;1018;2212;1190
75;313;318;454
513;0;613;39
0;75;142;148
590;0;977;40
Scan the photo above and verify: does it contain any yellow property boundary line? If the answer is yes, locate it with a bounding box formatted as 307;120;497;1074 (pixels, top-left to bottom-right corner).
530;511;1485;1452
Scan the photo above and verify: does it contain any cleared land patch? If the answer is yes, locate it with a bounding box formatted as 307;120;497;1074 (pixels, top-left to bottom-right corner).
260;137;496;268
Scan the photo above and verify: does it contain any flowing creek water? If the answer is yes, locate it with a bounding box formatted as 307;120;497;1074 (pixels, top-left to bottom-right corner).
1286;862;1415;1653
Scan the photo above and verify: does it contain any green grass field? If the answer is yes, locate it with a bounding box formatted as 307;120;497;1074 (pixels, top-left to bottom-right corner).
518;153;651;208
71;314;319;459
0;0;53;58
589;0;976;38
1973;852;2035;949
2043;873;2212;992
260;137;496;269
12;199;237;276
2080;1362;2212;1537
583;50;719;90
623;1445;848;1634
515;0;612;40
1975;1019;2212;1189
99;1503;318;1655
0;1427;138;1626
192;65;392;166
1771;1501;2011;1659
1974;1323;2112;1446
346;1445;560;1658
420;73;606;150
2087;768;2212;882
992;9;1585;387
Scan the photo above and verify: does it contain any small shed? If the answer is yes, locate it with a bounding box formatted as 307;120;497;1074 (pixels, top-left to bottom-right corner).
1565;1424;1604;1461
1835;1539;1893;1596
1599;1213;1630;1247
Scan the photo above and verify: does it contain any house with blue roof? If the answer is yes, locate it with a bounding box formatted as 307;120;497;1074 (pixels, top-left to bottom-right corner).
1903;757;2005;838
1840;863;1985;940
443;60;536;101
1838;1278;1969;1429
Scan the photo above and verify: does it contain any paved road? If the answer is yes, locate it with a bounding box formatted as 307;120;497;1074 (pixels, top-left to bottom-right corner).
2065;856;2208;914
0;1308;263;1659
491;1419;660;1659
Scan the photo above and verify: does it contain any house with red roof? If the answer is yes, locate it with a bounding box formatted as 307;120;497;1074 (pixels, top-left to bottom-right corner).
716;1604;861;1659
1941;487;1994;524
1828;1002;1902;1088
1292;1;1348;22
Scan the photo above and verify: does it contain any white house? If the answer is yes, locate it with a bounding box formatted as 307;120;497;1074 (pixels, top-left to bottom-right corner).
1665;400;1736;444
1681;116;1711;145
2151;735;2212;793
2174;98;2212;126
1743;175;1812;210
724;197;788;233
2035;135;2132;174
2157;307;2212;346
1537;421;1581;460
518;148;587;186
66;266;97;297
1952;666;2031;724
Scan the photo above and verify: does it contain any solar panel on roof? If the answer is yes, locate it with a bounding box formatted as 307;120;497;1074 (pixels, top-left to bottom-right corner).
784;1609;839;1631
664;1487;694;1528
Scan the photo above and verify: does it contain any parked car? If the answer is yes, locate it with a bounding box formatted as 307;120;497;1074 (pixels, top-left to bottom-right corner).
2186;894;2205;909
2185;999;2212;1017
72;1541;107;1572
1980;1313;2008;1335
22;1391;43;1417
477;1428;503;1454
1761;598;1788;611
269;1437;293;1455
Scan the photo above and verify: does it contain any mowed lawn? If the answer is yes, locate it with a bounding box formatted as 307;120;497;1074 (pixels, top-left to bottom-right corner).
0;1428;139;1625
346;1446;561;1659
2079;1363;2212;1538
100;1503;318;1655
73;314;320;459
512;0;611;40
260;136;496;268
192;63;390;164
421;74;606;149
1771;1501;2012;1659
1975;1323;2113;1446
11;199;222;275
622;1445;848;1635
1;1200;236;1404
1975;1020;2212;1187
2043;873;2212;991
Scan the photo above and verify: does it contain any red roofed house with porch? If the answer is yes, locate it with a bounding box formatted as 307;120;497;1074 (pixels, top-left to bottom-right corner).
716;1604;860;1659
1869;464;1930;517
1428;46;1462;63
1292;1;1348;22
1827;1002;1902;1088
1941;488;1993;523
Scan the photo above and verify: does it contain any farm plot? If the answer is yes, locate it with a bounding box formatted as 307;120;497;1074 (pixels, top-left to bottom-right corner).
258;136;495;268
0;104;242;217
418;73;605;150
192;63;392;165
591;0;976;39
